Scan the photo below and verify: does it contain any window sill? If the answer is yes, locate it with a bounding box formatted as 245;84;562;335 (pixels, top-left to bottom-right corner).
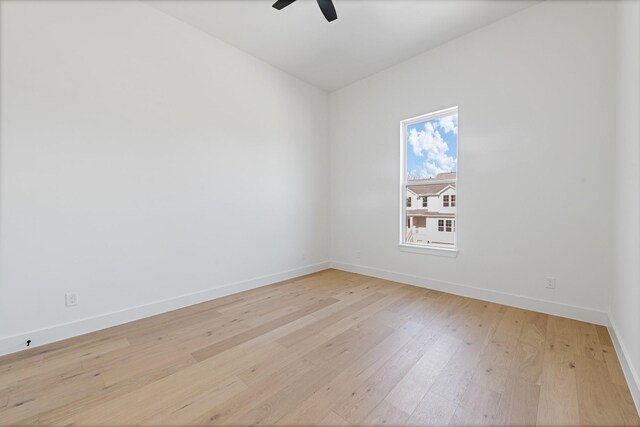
398;244;459;258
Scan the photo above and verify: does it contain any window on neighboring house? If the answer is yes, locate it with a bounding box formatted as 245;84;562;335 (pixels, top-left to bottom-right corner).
401;106;458;250
437;219;455;232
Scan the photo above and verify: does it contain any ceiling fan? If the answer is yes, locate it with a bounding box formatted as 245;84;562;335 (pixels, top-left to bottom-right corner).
272;0;338;23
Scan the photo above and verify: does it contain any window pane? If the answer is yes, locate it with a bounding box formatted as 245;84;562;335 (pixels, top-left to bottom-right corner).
402;108;458;248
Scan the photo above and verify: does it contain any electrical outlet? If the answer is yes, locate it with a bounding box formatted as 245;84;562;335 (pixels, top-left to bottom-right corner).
545;277;556;290
65;292;79;307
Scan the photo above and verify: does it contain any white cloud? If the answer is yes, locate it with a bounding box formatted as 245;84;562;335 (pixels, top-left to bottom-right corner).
408;122;447;157
409;159;456;180
438;115;458;135
408;120;457;179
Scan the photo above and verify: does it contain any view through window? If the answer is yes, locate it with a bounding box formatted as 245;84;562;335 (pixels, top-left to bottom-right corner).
401;107;458;249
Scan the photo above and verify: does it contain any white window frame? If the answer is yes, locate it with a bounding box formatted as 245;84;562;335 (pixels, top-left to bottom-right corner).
399;106;459;257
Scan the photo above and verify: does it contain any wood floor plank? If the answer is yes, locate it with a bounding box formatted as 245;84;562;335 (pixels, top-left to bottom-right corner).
448;381;501;426
385;333;462;415
236;333;328;386
536;362;580;426
617;384;640;426
361;400;410;427
37;357;196;425
510;339;545;386
140;376;247;426
493;307;527;338
318;411;351;427
0;363;104;426
187;358;316;426
190;297;339;362
0;270;637;427
544;315;578;366
275;319;425;426
274;370;363;426
405;391;457;427
0;337;129;389
352;319;425;381
319;290;413;339
332;322;443;425
595;325;614;347
61;368;242;425
574;355;636;426
493;375;540;426
276;292;387;347
573;321;605;362
224;326;394;426
470;334;517;394
428;344;480;406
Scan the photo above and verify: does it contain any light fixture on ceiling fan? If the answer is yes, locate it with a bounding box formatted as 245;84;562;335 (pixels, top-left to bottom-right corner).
272;0;338;23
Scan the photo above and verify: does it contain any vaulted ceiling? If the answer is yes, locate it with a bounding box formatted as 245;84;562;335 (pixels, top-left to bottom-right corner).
146;0;538;91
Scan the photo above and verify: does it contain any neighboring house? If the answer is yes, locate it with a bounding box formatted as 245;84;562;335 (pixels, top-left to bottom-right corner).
406;172;456;246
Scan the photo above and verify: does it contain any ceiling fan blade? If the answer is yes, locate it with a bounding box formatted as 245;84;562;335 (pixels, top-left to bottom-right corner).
272;0;297;10
316;0;337;22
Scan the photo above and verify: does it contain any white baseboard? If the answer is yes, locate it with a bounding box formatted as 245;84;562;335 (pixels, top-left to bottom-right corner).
608;315;640;415
0;262;331;357
330;261;608;325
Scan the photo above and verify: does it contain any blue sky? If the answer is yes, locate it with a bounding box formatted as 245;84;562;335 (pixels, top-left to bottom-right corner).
406;113;458;179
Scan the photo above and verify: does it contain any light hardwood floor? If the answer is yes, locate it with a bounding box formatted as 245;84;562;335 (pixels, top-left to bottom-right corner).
1;269;638;426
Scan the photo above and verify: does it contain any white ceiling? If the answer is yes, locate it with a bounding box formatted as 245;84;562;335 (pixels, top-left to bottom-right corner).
146;0;538;92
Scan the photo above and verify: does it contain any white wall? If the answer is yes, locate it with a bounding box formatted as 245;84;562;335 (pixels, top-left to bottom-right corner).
330;0;618;321
612;0;640;407
0;1;330;353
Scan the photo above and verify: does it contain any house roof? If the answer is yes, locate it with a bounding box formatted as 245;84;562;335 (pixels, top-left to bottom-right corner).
435;172;457;180
407;172;456;196
407;183;454;196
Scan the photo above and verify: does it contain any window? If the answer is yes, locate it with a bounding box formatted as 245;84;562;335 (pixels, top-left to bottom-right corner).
437;219;455;232
401;107;458;250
